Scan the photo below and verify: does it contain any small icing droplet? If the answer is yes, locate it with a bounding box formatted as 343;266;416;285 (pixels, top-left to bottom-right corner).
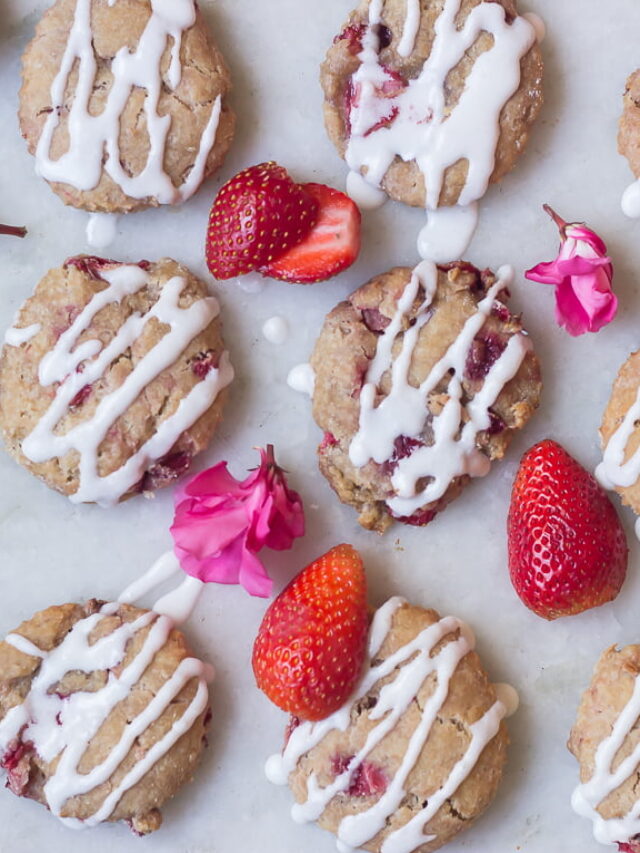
346;171;387;210
622;180;640;219
4;323;41;347
417;203;479;263
262;316;289;345
287;363;315;396
494;683;519;717
86;212;118;249
236;273;265;294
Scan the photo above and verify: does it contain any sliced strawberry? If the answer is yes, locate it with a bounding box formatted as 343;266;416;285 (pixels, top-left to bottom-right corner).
205;162;319;280
252;544;369;721
260;184;361;284
507;439;628;620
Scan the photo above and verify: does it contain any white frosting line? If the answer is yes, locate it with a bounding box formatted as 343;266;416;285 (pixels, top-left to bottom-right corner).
346;170;387;210
416;203;478;263
3;323;41;347
266;598;505;853
349;263;528;516
20;264;233;505
287;363;316;396
572;668;640;844
5;634;46;658
397;0;421;57
35;0;221;204
118;550;183;604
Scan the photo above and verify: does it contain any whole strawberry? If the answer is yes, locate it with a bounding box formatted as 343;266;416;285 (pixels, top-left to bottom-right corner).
508;439;628;620
252;544;368;721
205;162;318;279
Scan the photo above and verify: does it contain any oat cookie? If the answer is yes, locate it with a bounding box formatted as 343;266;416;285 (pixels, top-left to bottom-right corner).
310;262;541;532
321;0;543;208
569;644;640;851
0;255;233;505
19;0;235;213
269;598;508;853
0;599;210;834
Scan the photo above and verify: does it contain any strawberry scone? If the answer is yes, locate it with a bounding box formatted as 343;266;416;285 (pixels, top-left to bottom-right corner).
321;0;543;209
569;645;640;852
0;598;211;834
19;0;235;214
620;71;640;218
0;256;233;505
310;262;541;532
265;597;509;853
597;352;640;530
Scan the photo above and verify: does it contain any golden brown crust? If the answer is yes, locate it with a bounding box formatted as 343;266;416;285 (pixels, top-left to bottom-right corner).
0;600;209;832
619;70;640;180
287;602;509;853
310;264;542;532
0;257;229;502
320;0;543;208
19;0;235;213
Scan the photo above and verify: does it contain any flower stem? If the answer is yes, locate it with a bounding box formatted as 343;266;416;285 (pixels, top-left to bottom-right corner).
0;223;27;238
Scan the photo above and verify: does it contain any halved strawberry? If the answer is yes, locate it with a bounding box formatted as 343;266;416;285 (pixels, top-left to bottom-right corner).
205;162;318;280
252;544;369;721
260;184;361;284
507;439;628;620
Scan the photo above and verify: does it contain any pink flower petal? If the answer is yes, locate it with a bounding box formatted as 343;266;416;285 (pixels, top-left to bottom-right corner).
170;446;305;598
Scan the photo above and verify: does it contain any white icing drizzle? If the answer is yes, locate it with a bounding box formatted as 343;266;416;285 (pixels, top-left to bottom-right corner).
596;383;640;529
416;203;478;263
287;363;316;397
86;213;118;250
262;316;289;345
349;263;529;516
347;0;536;210
397;0;421;58
35;0;222;204
523;12;546;43
572;668;640;844
493;682;519;717
266;597;505;853
346;170;387;210
0;551;211;830
20;263;234;506
3;323;41;347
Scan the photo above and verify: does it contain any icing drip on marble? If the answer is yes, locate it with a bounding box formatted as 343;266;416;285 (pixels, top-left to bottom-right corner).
0;551;210;830
622;181;640;219
20;263;234;506
416;203;479;263
262;316;289;345
345;0;537;260
287;363;316;396
35;0;222;205
266;597;505;853
86;213;118;249
349;263;529;516
571;668;640;845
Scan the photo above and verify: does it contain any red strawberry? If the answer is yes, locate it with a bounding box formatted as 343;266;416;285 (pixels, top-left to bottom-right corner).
260;183;361;283
252;543;369;721
205;162;318;280
507;439;628;620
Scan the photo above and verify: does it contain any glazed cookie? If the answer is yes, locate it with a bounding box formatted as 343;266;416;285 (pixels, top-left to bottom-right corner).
597;351;640;518
267;597;509;853
321;0;543;209
0;256;234;505
0;598;210;834
19;0;235;213
569;644;640;850
310;262;541;532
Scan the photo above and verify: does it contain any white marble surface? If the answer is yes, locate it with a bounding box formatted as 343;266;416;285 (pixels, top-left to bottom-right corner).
1;1;640;851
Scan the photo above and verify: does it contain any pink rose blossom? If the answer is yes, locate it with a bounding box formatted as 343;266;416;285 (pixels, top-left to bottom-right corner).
525;205;616;336
170;445;305;598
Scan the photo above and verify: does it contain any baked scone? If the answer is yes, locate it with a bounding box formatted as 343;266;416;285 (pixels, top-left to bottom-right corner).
619;72;640;186
266;597;509;853
19;0;235;213
310;261;541;532
0;255;234;505
597;351;640;517
321;0;543;208
0;599;211;834
569;645;640;851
